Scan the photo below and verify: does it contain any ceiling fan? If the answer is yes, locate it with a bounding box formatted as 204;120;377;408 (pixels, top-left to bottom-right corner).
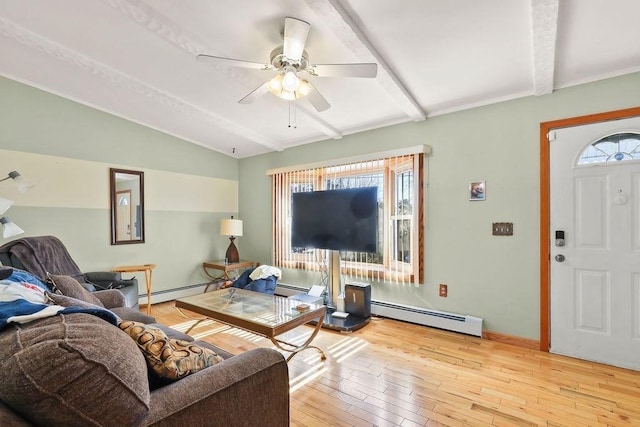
196;17;378;112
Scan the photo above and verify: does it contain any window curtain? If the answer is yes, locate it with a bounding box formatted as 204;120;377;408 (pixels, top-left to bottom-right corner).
271;148;426;285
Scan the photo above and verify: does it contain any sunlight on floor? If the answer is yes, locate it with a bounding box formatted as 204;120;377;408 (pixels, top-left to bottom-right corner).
289;361;328;393
286;335;369;393
169;308;370;392
190;325;232;340
276;330;313;346
328;336;368;363
168;318;215;332
223;327;264;343
168;318;232;340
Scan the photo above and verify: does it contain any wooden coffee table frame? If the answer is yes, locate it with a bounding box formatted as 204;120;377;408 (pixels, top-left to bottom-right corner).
176;289;326;362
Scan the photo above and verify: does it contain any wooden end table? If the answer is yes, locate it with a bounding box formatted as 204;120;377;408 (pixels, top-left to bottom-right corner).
202;260;259;292
112;263;156;314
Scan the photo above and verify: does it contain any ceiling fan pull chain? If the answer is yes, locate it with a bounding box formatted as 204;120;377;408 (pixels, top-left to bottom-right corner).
288;100;297;129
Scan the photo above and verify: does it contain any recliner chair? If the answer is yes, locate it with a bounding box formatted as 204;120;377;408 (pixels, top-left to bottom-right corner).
0;236;139;308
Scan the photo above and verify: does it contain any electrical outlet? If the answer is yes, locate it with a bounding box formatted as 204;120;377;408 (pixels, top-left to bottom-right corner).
439;283;448;297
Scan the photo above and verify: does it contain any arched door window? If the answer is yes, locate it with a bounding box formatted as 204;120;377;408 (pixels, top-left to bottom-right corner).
577;132;640;165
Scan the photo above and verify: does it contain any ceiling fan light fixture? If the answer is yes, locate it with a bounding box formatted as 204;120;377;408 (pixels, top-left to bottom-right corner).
269;72;309;101
297;79;312;97
269;75;294;100
269;73;283;92
278;90;297;101
281;69;299;92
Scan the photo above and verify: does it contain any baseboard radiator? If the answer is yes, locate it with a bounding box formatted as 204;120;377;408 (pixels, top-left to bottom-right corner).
371;301;483;337
139;283;208;306
276;283;483;338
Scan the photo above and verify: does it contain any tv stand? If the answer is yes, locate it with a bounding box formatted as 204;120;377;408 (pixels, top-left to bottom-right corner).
309;307;370;332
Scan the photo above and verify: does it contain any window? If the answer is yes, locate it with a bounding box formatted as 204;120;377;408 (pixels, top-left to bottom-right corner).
577;132;640;165
271;149;425;284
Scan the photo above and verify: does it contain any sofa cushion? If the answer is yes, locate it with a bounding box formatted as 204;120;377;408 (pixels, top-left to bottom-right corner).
47;291;107;312
48;274;104;307
119;320;224;380
112;307;156;324
0;400;31;426
0;313;150;426
192;339;234;360
47;291;158;325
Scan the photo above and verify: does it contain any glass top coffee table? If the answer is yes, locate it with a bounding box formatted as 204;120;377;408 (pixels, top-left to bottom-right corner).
176;288;326;362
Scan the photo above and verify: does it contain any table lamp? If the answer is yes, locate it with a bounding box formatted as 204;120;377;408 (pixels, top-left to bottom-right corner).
220;216;243;263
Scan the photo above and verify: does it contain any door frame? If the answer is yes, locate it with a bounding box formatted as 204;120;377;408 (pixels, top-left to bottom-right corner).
539;106;640;351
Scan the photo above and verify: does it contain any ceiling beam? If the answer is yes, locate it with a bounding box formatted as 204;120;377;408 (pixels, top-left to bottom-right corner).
0;15;281;153
531;0;559;96
304;0;426;121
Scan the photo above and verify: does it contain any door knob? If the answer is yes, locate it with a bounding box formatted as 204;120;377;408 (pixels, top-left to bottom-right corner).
555;254;565;262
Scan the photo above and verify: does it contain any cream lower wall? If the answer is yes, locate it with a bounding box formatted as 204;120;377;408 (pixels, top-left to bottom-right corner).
238;71;640;340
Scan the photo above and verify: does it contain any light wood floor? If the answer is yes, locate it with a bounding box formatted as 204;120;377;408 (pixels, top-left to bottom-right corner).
149;301;640;426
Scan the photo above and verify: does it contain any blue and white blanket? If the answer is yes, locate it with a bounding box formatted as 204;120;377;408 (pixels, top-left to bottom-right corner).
0;280;117;330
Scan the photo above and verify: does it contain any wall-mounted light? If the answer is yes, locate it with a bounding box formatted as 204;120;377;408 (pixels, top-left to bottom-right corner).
0;217;24;238
0;170;33;239
0;170;34;193
0;197;13;215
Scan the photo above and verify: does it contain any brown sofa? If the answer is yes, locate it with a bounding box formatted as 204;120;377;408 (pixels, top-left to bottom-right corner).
0;236;141;308
0;289;290;426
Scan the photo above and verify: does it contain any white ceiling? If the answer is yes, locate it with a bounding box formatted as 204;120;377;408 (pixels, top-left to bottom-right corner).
1;0;640;159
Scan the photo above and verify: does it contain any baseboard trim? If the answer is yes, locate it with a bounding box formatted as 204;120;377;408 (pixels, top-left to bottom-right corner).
139;283;208;305
154;283;541;351
483;331;540;350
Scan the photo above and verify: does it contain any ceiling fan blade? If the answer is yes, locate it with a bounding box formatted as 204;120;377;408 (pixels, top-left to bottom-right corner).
305;82;331;112
283;17;310;61
197;54;271;71
238;82;271;104
309;63;378;78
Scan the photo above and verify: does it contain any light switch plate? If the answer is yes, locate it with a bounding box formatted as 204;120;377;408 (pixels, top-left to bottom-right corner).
492;222;513;236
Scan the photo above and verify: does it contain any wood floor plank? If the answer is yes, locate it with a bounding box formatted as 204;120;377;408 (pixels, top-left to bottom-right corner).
150;301;640;426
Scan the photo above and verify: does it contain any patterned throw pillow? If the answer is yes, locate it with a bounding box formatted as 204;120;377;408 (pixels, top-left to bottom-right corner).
48;274;104;307
118;320;223;380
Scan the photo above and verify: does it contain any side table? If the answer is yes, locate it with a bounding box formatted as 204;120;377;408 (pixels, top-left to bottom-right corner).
112;263;157;314
202;260;259;292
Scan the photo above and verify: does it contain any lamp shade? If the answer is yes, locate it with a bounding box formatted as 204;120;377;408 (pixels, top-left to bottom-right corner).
0;198;13;215
220;218;243;237
8;171;34;193
0;216;24;238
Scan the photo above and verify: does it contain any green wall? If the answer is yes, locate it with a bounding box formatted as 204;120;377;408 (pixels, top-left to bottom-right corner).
238;71;640;339
4;70;640;339
0;76;238;296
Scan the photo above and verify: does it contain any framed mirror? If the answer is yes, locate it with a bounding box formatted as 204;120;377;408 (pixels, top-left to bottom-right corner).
110;168;145;245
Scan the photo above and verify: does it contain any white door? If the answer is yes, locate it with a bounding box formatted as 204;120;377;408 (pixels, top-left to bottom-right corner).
550;117;640;370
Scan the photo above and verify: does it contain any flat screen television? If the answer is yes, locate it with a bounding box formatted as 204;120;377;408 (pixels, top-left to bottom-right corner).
291;187;378;253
